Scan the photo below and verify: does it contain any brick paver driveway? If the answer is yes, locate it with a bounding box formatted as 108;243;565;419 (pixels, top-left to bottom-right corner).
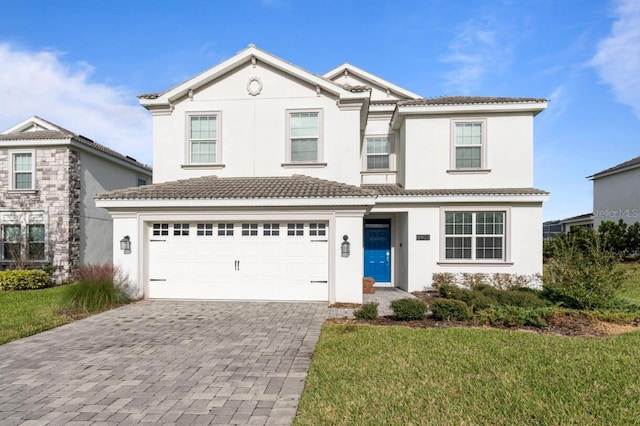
0;300;328;425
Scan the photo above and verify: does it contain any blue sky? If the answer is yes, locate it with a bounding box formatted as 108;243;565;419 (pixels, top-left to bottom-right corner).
1;0;639;221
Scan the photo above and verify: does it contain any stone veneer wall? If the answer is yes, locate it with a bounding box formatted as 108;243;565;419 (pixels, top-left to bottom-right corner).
0;147;81;283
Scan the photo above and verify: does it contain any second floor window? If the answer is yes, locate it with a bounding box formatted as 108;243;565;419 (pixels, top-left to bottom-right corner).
189;115;218;164
453;121;484;169
12;152;34;190
366;137;390;170
289;111;320;163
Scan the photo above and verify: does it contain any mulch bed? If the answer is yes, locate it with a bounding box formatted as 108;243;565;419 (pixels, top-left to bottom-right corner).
326;291;640;338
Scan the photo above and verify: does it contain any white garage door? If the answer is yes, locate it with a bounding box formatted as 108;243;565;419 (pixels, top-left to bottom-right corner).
148;221;329;301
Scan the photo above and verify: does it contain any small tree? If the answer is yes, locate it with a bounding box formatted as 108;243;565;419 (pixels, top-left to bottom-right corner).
543;229;626;309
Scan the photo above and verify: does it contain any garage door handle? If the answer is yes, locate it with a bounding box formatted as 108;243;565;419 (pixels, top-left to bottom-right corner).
150;239;166;242
311;239;328;242
310;280;328;283
150;279;166;282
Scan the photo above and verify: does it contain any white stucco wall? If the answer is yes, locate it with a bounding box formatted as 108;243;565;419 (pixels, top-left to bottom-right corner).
593;168;640;227
79;152;151;265
403;113;535;190
152;62;362;185
370;202;544;292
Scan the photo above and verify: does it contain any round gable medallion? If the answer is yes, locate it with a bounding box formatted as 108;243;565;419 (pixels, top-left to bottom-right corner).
247;76;263;96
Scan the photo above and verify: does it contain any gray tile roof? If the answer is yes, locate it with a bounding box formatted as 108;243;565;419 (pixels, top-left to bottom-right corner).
96;175;376;200
589;155;640;178
0;121;151;172
363;184;549;196
398;96;547;106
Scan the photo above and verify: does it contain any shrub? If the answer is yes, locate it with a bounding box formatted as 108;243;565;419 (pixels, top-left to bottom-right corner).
460;273;487;289
476;286;547;308
475;306;554;328
430;299;471;321
391;298;428;320
543;230;626;309
467;294;495;311
0;270;51;291
354;302;378;320
61;264;132;313
431;273;456;290
438;284;476;304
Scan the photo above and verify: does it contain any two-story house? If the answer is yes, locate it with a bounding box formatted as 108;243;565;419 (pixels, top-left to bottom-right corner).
0;116;152;282
589;155;640;228
96;45;548;303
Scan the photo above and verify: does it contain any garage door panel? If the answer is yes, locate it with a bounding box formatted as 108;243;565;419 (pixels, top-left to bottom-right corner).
148;222;328;301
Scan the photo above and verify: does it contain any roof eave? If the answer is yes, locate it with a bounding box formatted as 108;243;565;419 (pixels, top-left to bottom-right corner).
397;101;548;116
95;196;377;209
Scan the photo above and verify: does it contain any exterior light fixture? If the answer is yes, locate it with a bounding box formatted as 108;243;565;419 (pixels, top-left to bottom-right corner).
341;235;350;257
120;235;131;252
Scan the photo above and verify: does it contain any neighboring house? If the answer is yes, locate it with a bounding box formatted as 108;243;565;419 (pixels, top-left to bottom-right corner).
589;155;640;228
96;45;548;303
543;213;594;239
0;116;152;282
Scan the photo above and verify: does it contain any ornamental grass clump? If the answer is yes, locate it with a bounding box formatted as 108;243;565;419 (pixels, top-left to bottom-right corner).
61;264;132;313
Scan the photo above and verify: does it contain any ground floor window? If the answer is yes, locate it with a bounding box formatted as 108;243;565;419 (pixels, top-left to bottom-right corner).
1;222;47;262
27;224;46;260
2;224;22;261
444;211;505;260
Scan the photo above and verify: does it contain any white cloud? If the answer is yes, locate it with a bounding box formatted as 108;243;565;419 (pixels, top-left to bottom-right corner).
547;86;567;119
591;0;640;119
0;43;152;165
440;18;508;94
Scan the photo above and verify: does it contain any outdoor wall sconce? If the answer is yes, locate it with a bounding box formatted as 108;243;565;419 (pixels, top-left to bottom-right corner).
120;235;131;252
341;235;350;257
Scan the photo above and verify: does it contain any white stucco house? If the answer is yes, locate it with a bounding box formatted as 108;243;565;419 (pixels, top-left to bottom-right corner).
0;116;152;282
589;155;640;228
96;45;548;303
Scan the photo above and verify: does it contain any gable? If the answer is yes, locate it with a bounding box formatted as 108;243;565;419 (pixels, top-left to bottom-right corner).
1;116;67;135
324;64;421;101
140;45;364;111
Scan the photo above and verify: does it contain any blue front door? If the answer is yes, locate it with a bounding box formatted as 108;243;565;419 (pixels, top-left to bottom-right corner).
364;220;391;283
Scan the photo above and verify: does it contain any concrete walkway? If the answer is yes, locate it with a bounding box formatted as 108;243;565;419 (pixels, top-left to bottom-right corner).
327;287;417;318
0;300;328;425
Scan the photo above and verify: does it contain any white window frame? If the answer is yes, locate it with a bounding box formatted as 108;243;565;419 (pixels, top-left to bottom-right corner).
153;223;169;236
173;223;189;236
449;119;488;171
309;223;327;237
9;150;35;191
287;223;304;236
439;207;510;264
2;224;22;261
218;223;234;236
364;135;394;171
241;223;258;236
196;223;213;236
285;109;324;164
185;112;222;166
263;223;280;236
27;224;46;261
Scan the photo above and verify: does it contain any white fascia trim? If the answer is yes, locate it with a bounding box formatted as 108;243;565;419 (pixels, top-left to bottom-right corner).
323;63;421;99
398;102;547;116
369;104;396;113
589;163;640;180
96;196;377;209
374;194;550;204
142;46;357;107
1;116;59;134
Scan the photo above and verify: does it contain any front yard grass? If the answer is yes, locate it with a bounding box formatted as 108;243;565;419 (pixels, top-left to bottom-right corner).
295;325;640;425
0;286;75;345
618;262;640;304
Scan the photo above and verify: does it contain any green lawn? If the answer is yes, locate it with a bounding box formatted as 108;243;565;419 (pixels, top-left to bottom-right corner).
295;325;640;425
295;264;640;425
618;262;640;304
0;286;74;345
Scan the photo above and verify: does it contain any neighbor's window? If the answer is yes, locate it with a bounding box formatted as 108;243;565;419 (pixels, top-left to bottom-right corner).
2;224;22;261
288;111;321;163
453;121;484;169
444;211;505;260
27;224;45;260
12;152;34;190
189;114;218;164
366;137;390;170
137;178;147;186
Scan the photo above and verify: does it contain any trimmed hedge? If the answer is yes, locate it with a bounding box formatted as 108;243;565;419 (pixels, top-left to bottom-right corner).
430;298;471;321
391;298;428;320
0;270;50;291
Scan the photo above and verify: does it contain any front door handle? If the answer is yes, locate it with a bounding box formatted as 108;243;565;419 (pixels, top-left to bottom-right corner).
386;251;390;264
